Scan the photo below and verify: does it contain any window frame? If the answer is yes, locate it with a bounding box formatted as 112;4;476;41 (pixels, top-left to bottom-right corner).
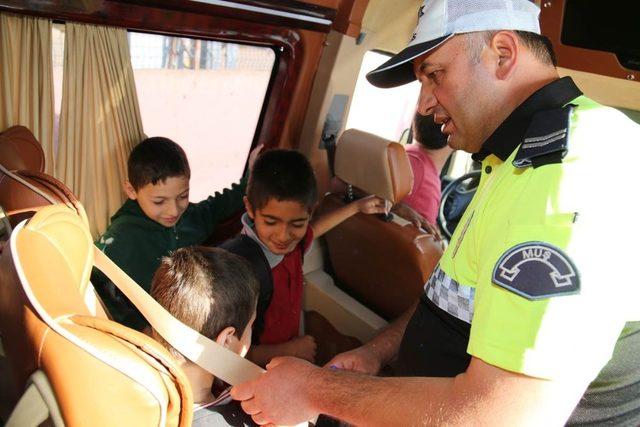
2;0;329;159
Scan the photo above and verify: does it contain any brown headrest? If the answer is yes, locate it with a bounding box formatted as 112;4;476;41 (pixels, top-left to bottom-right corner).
334;129;413;203
0;126;45;172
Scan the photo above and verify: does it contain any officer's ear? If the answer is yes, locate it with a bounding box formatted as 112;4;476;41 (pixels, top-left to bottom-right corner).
489;31;518;80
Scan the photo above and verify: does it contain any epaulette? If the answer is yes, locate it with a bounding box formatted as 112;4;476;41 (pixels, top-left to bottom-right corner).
513;104;575;169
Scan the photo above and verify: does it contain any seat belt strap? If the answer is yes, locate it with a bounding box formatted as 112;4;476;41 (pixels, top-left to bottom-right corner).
10;196;308;424
0;165;107;317
3;161;265;385
93;247;265;385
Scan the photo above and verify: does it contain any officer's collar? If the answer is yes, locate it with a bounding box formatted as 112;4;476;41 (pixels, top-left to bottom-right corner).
472;76;583;162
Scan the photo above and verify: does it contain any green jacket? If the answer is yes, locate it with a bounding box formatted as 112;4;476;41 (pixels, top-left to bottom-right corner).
93;176;246;330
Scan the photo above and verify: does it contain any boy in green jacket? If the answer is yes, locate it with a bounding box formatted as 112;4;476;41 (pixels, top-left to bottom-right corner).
93;136;251;331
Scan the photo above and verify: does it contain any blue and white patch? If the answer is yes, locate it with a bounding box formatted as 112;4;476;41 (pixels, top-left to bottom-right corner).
492;242;580;300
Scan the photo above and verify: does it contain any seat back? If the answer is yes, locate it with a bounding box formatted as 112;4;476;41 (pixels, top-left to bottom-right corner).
0;205;192;426
333;129;413;203
320;129;443;319
0;126;45;172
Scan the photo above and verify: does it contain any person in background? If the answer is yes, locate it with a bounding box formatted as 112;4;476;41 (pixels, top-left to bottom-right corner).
402;112;452;225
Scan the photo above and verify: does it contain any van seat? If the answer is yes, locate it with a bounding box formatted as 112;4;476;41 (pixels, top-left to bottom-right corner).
0;205;192;426
319;129;443;320
333;129;414;203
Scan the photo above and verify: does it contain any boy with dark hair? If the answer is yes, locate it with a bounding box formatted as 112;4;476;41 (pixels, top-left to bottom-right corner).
150;246;259;426
127;136;192;193
94;136;255;331
241;149;387;366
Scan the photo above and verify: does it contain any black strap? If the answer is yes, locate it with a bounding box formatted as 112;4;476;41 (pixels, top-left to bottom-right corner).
395;294;471;378
219;235;273;344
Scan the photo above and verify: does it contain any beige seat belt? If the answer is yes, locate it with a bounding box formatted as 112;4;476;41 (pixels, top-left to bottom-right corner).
5;164;305;421
0;163;264;384
0;164;110;318
96;244;316;427
93;248;265;385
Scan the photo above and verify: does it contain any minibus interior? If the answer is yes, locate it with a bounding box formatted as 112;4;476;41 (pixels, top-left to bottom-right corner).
0;0;639;425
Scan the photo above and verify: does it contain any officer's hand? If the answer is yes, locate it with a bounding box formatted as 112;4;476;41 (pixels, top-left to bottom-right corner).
324;345;381;375
231;357;320;426
392;202;442;241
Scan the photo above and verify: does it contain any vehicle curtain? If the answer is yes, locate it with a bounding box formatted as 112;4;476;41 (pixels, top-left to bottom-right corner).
0;12;55;174
56;22;144;238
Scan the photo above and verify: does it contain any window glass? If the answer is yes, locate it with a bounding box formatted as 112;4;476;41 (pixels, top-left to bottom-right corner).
346;51;420;142
347;50;475;179
129;32;275;201
561;0;640;71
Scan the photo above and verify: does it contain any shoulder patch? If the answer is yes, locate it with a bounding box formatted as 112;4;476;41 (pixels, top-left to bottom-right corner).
492;242;580;300
513;104;575;169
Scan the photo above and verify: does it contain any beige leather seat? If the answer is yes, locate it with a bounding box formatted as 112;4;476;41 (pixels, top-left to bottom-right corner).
319;129;443;320
0;205;192;426
0;125;192;423
0;127;262;425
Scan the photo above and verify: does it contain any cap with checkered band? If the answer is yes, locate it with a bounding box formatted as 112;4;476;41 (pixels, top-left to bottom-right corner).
366;0;541;89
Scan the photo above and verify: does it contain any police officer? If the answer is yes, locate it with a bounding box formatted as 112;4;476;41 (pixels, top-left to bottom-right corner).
231;0;640;425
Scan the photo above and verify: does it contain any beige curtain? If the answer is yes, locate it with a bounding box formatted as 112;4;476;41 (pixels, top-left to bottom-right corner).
57;23;144;238
0;12;55;173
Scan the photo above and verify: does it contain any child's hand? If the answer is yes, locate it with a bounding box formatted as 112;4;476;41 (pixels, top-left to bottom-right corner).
356;195;388;215
391;202;442;241
284;335;317;363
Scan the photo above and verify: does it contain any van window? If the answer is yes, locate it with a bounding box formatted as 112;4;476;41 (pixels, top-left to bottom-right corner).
128;32;275;201
346;50;474;179
51;27;275;202
346;50;420;142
